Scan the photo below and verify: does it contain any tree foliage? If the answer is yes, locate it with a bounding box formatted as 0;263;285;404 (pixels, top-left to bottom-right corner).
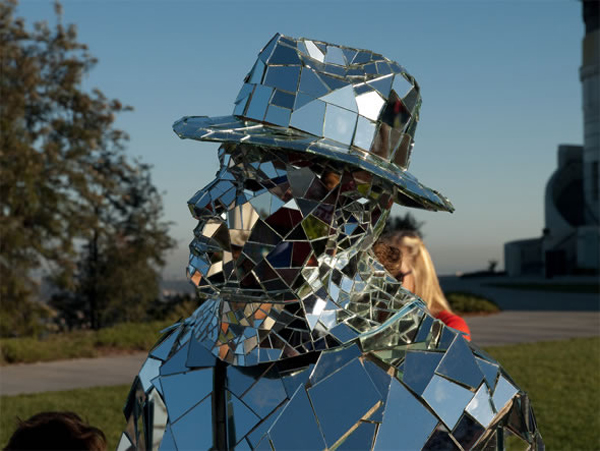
0;1;175;335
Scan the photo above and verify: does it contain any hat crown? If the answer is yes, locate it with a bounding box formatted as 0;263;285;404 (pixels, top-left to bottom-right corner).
172;34;454;212
233;33;422;171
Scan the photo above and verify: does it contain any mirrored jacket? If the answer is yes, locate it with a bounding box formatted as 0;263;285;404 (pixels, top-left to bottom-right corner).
118;297;543;450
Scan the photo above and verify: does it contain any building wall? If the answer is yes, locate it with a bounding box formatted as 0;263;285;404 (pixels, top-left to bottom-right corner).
543;145;582;251
503;2;599;277
581;4;600;224
577;225;600;270
504;238;543;277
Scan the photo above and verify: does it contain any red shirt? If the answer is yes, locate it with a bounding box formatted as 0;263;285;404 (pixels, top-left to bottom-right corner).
435;310;471;341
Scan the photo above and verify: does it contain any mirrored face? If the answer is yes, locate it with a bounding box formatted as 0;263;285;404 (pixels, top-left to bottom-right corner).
186;143;395;302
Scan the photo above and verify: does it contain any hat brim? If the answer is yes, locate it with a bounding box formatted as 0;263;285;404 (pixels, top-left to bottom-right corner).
173;115;454;213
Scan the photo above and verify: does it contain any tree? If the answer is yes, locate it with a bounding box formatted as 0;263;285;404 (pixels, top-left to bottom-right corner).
0;1;174;335
69;162;175;329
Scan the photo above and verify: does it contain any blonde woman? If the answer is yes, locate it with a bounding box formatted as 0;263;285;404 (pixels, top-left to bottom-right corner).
375;231;471;340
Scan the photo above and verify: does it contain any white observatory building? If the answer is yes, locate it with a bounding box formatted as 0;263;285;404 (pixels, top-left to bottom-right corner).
505;1;599;277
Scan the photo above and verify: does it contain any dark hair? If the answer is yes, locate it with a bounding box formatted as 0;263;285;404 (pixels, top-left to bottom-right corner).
4;411;106;451
372;240;403;275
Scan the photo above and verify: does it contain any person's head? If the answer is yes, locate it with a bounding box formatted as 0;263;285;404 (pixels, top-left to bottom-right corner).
187;143;395;301
376;231;452;315
175;34;455;366
4;411;106;451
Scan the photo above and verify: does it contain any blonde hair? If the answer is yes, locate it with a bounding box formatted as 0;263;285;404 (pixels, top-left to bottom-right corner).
377;232;452;315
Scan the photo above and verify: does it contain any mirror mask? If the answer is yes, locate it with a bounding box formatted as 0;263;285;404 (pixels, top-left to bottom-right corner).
187;143;395;303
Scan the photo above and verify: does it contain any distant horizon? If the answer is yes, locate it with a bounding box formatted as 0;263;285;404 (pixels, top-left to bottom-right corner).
15;1;585;278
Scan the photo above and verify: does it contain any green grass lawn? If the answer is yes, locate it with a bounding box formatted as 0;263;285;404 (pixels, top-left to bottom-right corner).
1;337;598;450
485;337;600;450
0;385;131;449
485;282;600;294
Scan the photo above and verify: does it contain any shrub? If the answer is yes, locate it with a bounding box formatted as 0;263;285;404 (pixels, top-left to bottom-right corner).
0;320;173;365
445;291;500;314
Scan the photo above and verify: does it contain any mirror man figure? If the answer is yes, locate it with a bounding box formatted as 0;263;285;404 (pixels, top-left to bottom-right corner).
119;34;543;451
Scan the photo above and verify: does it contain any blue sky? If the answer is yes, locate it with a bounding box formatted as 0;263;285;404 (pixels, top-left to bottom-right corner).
16;0;584;277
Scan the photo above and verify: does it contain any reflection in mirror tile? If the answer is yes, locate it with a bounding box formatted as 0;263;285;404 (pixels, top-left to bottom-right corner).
310;343;361;385
423;423;460;450
170;396;212;451
116;433;133;451
227;391;261;444
121;33;542;451
324;105;357;146
402;350;443;396
161;370;212;422
309;359;381;447
138;358;162;392
268;386;326;450
492;375;519;414
475;356;500;389
422;374;475;430
337;421;377;450
436;335;484;389
240;373;287;419
159;345;189;376
374;379;437;450
158;426;175;451
453;414;486;450
466;383;496;428
147;389;168;450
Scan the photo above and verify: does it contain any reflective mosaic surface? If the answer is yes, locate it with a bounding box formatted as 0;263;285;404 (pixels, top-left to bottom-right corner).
120;35;543;450
173;33;454;213
120;301;543;450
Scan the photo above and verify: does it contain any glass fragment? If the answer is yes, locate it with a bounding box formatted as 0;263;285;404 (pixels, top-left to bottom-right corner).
422;374;475;430
374;379;438;450
122;33;542;451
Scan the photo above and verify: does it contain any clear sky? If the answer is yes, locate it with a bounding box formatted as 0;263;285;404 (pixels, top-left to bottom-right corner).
16;0;585;277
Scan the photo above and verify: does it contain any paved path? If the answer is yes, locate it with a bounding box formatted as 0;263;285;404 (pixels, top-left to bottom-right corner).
0;353;146;396
467;310;599;346
1;310;599;396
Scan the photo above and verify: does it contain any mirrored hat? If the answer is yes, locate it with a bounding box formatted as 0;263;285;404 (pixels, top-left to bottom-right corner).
173;33;454;212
